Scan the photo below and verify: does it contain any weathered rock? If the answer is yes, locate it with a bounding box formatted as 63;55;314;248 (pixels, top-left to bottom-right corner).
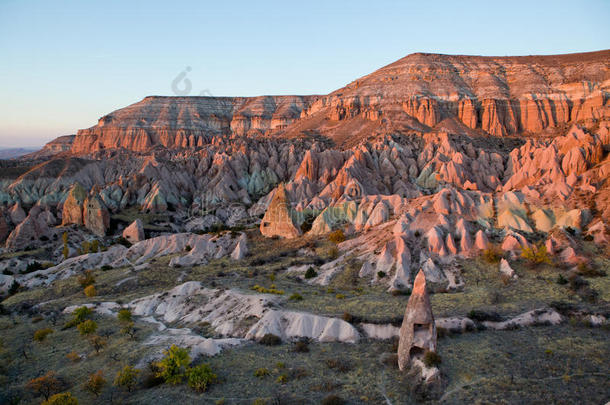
123;219;145;243
83;195;110;237
230;233;248;260
499;258;517;279
397;270;437;371
260;184;301;239
9;203;26;224
62;183;87;226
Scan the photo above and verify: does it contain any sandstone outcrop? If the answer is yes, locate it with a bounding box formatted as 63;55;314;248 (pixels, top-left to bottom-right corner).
62;183;87;226
122;219;145;243
83;194;110;237
397;270;437;371
260;184;301;238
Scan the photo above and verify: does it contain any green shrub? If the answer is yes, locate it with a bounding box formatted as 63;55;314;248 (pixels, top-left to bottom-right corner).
288;293;303;301
521;243;551;266
117;308;132;323
328;229;346;244
83;285;96;297
482;246;502;264
156;345;191;385
377;271;386;278
186;363;217;392
276;374;288;384
41;392;78;405
114;365;140;392
258;334;282;346
254;368;270;377
557;274;568;285
251;284;284;295
304;267;317;279
33;328;54;342
335;293;345;299
77;320;97;335
423;351;442;367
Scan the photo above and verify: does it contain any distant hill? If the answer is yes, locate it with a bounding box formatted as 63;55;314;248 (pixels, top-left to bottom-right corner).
0;147;39;159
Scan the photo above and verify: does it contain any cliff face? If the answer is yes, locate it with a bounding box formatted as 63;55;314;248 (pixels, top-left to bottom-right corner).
70;50;609;153
72;96;318;153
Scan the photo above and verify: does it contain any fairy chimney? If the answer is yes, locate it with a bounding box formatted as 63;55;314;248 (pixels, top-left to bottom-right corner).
259;183;302;238
397;269;437;371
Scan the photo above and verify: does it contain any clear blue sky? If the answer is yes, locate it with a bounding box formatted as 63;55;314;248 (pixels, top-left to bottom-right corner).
1;0;608;147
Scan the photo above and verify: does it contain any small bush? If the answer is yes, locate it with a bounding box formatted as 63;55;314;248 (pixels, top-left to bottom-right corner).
156;345;191;385
27;371;62;400
114;365;140;392
288;292;303;301
328;229;346;244
41;392;78;405
276;374;288;384
117;308;132;323
33;328;54;342
576;262;606;277
335;293;345;299
377;271;386;278
77;320;97;335
78;270;95;288
84;371;106;397
521;243;552;266
141;362;164;389
342;312;353;323
8;280;20;295
259;334;282;346
24;261;43;273
293;340;309;353
83;285;96;297
72;307;92;323
467;310;503;322
254;368;270;378
250;284;284;295
88;335;107;354
66;352;81;362
325;358;351;373
304;267;318;279
482;246;502;264
186;363;217;392
321;395;346;405
423;351;442;367
557;274;568;285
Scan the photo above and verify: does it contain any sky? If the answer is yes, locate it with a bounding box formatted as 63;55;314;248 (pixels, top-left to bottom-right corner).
0;0;608;148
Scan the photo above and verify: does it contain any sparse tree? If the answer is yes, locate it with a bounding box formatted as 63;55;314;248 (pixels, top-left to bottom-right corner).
42;392;78;405
26;371;62;400
84;370;106;397
114;365;140;392
77;319;97;335
156;344;191;384
89;335;107;354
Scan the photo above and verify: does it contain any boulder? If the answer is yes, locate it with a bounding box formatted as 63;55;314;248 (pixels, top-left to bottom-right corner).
499;258;517;279
123;219;145;243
